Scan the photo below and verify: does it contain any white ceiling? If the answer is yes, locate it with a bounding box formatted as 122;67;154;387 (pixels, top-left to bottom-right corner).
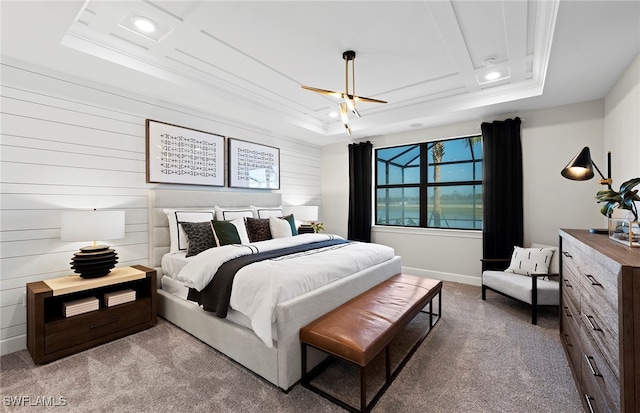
1;1;639;145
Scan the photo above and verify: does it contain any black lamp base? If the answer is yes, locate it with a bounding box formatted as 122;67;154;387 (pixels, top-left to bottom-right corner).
70;245;118;278
297;224;315;234
589;228;608;234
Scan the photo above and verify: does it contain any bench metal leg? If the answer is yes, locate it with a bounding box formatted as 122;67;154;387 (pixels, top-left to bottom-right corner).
301;286;443;413
360;365;367;413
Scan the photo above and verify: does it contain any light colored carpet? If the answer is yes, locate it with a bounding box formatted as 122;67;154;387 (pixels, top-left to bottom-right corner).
0;282;583;412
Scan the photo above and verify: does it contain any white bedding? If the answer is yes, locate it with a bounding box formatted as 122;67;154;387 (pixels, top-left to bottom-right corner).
161;251;188;278
160;276;278;340
173;234;395;347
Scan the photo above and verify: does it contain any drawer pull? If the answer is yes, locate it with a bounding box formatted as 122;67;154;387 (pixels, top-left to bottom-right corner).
584;395;596;413
563;251;573;258
584;314;602;332
563;334;572;347
563;306;573;317
90;318;119;329
585;355;602;377
584;274;601;286
563;279;573;288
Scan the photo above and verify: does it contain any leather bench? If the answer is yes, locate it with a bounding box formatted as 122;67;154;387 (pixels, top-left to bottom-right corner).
300;273;442;413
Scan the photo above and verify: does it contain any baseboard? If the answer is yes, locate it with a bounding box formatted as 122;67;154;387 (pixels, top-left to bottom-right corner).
1;334;26;356
401;266;482;286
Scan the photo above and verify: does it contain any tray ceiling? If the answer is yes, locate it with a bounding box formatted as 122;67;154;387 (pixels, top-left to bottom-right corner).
2;1;639;144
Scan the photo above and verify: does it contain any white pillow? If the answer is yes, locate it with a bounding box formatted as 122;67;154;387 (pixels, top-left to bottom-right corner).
163;209;216;253
269;215;292;238
232;217;251;245
214;206;254;221
505;246;555;276
252;205;283;218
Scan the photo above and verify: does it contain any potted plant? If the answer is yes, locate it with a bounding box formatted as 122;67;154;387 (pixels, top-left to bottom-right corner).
597;177;640;246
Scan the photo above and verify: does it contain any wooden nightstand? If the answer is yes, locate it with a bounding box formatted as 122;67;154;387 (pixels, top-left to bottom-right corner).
27;265;157;364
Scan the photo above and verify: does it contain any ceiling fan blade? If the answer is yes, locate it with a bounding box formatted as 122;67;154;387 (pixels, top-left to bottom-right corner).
353;95;388;104
301;85;344;99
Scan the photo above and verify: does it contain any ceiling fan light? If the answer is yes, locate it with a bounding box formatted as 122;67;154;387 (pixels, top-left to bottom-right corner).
344;95;361;117
339;103;351;135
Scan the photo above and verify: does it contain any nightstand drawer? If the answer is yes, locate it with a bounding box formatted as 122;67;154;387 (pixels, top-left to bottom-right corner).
44;298;152;354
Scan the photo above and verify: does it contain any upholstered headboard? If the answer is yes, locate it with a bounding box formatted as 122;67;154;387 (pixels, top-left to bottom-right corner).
148;189;282;278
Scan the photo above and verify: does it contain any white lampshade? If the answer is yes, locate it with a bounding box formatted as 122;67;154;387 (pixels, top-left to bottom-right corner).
285;206;318;223
61;210;125;243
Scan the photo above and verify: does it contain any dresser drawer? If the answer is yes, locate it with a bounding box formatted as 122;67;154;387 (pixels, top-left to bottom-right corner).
561;259;581;311
561;292;583;380
563;238;618;311
44;298;152;354
580;300;619;379
581;336;620;413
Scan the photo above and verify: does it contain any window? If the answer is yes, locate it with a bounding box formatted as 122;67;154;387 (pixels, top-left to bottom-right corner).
375;135;482;230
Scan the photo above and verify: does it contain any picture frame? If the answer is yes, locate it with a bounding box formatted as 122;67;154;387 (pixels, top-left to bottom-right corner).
146;119;225;186
228;138;280;189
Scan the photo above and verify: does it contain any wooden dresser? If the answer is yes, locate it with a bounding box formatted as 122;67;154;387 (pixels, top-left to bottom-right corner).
559;229;640;413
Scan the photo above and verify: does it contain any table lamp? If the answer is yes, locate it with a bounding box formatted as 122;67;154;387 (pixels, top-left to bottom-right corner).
61;210;125;278
286;206;318;233
560;146;612;233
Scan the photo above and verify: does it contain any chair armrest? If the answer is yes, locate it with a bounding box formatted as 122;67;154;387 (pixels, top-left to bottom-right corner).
480;257;511;272
529;272;559;278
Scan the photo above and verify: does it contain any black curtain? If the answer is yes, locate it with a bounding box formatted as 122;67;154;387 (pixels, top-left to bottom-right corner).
348;141;372;242
481;117;523;270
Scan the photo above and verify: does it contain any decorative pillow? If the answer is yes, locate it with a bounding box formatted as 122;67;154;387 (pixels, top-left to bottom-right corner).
281;214;298;236
269;216;292;238
211;220;241;246
231;218;250;245
245;217;272;242
252;205;283;218
214;206;254;221
506;246;555;276
163;209;216;253
179;221;216;257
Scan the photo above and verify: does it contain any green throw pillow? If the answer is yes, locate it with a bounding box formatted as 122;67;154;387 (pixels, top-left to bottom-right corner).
281;214;298;236
211;220;241;246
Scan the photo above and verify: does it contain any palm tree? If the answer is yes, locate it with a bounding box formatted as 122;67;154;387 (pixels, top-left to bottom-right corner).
430;136;482;227
431;142;445;226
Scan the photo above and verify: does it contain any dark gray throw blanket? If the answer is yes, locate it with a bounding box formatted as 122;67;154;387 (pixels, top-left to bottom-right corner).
187;238;350;317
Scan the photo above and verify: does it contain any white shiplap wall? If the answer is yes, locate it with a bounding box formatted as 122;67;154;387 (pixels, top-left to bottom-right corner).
0;58;322;356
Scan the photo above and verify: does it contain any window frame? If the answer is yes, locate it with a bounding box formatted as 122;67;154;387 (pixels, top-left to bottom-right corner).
375;135;482;230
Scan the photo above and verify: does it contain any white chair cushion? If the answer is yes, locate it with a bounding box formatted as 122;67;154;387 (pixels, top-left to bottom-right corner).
483;271;559;306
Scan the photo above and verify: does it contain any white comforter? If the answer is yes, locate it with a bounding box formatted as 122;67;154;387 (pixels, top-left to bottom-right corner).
175;234;395;347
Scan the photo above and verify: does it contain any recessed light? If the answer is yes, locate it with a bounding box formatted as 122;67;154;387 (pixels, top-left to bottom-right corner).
328;111;338;118
484;71;501;81
132;16;157;33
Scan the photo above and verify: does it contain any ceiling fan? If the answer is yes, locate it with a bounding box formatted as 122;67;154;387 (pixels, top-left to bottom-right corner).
302;50;387;135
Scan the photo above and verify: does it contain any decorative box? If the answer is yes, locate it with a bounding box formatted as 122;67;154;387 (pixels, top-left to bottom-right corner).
609;217;640;247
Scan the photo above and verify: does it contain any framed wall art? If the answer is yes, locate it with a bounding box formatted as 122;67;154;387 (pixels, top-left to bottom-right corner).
228;138;280;189
146;119;225;186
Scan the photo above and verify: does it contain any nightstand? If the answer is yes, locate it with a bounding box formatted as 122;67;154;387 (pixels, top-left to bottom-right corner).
27;265;157;364
297;225;315;234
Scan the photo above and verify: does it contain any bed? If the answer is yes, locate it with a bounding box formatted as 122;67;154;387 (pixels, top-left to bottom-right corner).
148;189;402;391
